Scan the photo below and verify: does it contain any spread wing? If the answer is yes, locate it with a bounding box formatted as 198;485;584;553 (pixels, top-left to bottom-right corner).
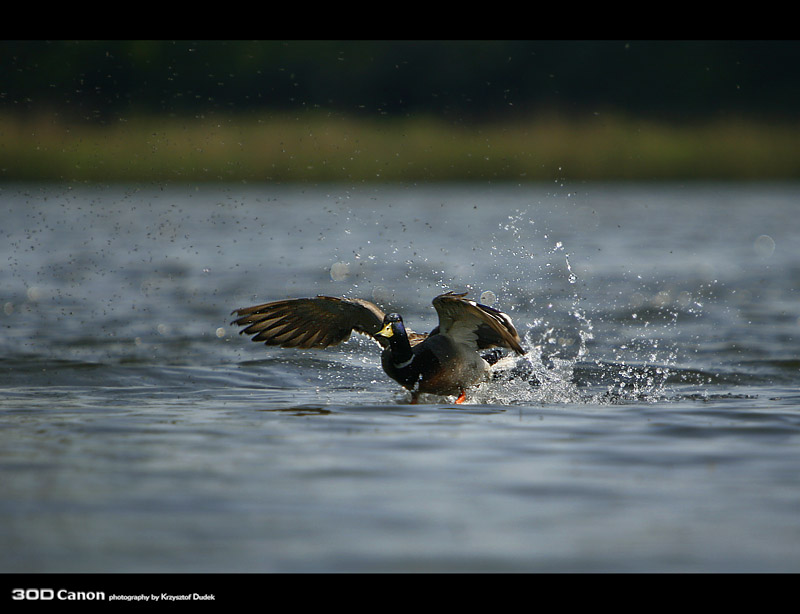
231;296;389;349
432;291;525;355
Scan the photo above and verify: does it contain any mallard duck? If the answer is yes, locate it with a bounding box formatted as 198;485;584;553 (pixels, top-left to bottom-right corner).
231;291;526;403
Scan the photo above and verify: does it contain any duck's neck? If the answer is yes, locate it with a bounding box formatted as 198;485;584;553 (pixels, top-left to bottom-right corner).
388;323;414;368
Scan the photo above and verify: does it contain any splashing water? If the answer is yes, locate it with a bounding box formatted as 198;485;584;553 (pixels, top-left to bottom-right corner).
464;200;679;406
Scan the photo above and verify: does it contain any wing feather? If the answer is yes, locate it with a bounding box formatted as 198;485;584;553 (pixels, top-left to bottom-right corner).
231;296;388;349
432;291;525;355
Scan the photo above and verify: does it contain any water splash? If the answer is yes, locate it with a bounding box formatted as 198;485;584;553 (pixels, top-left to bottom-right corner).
470;199;680;406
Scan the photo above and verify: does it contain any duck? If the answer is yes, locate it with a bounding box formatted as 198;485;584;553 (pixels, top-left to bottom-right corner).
231;291;526;403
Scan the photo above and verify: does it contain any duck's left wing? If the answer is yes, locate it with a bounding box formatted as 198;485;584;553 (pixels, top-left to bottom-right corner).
432;291;525;355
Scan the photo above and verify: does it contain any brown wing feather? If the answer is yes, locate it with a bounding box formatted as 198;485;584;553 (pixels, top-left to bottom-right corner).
407;331;429;346
231;296;388;349
432;291;525;355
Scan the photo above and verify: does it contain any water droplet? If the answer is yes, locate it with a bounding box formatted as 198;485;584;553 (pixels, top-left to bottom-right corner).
754;234;775;258
330;261;350;281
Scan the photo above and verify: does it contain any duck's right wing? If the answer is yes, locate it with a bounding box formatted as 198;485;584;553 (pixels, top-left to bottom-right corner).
231;296;390;349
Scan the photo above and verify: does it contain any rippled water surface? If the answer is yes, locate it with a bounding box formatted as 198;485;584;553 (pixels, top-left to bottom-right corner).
1;182;799;572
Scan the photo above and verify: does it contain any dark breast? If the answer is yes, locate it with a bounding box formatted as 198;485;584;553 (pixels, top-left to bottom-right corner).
381;350;416;390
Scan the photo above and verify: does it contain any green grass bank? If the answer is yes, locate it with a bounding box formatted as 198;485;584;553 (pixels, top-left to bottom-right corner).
2;111;800;183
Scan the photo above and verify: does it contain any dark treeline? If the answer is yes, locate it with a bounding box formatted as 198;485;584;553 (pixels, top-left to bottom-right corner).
3;40;800;122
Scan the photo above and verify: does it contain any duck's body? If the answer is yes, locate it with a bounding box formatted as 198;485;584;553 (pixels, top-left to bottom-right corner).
231;291;525;403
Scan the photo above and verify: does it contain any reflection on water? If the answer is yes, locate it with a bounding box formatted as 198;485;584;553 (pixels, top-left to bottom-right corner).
1;182;800;572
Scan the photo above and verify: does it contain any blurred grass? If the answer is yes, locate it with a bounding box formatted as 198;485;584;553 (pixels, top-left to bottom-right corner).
2;111;800;183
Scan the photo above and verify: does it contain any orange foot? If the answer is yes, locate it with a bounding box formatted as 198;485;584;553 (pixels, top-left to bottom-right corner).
455;390;466;404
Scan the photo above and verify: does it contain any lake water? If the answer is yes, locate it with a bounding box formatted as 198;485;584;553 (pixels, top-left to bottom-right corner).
1;182;799;573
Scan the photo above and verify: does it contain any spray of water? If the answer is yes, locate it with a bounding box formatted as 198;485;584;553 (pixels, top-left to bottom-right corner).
463;201;678;406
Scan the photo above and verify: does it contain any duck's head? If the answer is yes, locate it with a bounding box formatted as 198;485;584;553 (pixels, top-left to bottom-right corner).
375;313;407;341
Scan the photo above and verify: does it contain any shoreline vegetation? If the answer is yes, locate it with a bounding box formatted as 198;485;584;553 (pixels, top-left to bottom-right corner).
2;111;800;184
